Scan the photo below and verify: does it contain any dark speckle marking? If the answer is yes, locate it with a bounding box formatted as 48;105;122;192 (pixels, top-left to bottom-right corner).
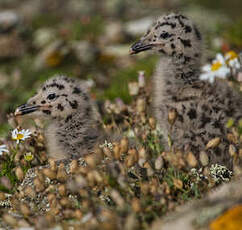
194;26;202;40
69;100;78;109
41;100;46;104
72;87;81;94
199;114;211;129
160;32;174;39
177;114;184;123
46;83;65;90
159;22;176;28
65;115;72;123
178;38;191;47
159;49;166;54
57;103;64;111
184;56;191;64
42;110;51;115
171;43;175;49
171;51;176;56
187;108;197;119
32;101;36;105
43;87;46;91
185;25;192;33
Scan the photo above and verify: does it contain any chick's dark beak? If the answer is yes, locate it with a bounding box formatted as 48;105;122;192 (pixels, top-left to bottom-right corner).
14;104;40;116
129;40;153;55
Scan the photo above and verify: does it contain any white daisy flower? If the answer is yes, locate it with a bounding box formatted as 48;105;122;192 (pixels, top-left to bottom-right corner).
200;53;230;83
225;51;241;70
12;128;32;144
0;145;9;155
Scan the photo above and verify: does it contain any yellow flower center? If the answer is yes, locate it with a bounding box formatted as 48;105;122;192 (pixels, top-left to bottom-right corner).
25;153;34;161
46;51;63;67
226;51;238;61
211;61;222;71
14;133;24;140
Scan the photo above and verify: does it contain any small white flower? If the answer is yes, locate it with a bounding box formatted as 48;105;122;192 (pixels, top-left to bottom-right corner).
225;51;241;70
0;145;9;155
12;128;32;144
210;164;232;183
200;53;230;83
99;140;113;150
128;82;139;96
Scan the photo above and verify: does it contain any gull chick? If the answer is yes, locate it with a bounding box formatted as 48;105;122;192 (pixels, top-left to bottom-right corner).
15;75;103;160
130;13;242;169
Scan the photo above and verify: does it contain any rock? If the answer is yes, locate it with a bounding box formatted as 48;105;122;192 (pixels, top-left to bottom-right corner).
33;28;57;49
70;40;98;64
151;177;242;230
0;10;19;33
100;21;124;45
124;17;154;36
0;34;24;58
102;44;130;57
34;40;69;70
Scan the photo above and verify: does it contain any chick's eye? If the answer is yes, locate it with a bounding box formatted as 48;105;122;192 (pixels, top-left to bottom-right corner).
47;93;56;100
160;32;173;39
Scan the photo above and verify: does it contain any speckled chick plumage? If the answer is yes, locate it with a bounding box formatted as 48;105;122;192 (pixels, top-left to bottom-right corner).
130;13;242;169
16;76;103;160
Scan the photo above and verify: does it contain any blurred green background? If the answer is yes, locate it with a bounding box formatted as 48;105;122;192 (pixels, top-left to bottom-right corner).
0;0;241;136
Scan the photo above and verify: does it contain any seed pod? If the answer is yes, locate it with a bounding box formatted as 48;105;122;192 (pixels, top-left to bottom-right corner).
63;209;74;219
2;214;17;226
128;149;138;161
70;159;78;174
113;143;121;160
131;198;141;212
186;152;197;167
49;158;57;171
60;197;70;208
103;147;112;158
110;190;124;207
58;184;66;196
43;168;56;180
206;137;220;149
199;151;209;166
138;147;146;159
87;171;96;186
47;193;56;204
155;156;164;170
148;117;156;130
168;108;177;126
227;133;237;144
120;137;128;154
229;144;236;157
93;170;103;183
143;162;154;176
0;192;5;201
85;154;97;168
173;179;183;190
20;203;31;216
57;163;68;182
136;98;146;113
24;186;36;198
74;209;83;219
140;182;149;195
125;154;136;168
15;166;24;181
34;177;45;192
